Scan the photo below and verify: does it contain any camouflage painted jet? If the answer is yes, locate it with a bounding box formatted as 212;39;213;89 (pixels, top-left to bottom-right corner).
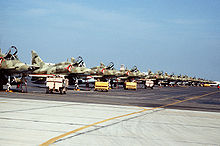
31;50;91;75
144;70;172;86
89;62;122;81
31;50;71;75
145;70;214;87
116;65;146;83
30;50;91;88
146;71;184;86
0;46;30;91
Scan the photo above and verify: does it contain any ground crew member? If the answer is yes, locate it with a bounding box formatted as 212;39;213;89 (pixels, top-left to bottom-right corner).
217;84;220;90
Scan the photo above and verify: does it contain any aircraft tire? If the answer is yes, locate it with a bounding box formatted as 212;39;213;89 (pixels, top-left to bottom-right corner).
60;88;63;94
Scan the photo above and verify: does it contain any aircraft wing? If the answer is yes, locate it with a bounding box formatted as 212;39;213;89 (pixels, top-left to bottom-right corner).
27;64;40;70
29;74;56;78
90;75;103;79
0;67;17;70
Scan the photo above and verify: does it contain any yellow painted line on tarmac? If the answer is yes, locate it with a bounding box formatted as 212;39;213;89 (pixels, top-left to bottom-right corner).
0;102;7;103
40;91;219;146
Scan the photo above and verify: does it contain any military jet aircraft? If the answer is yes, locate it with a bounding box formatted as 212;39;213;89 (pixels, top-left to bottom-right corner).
30;50;91;89
0;46;30;91
31;50;91;75
84;62;125;89
144;70;170;86
146;70;180;86
31;50;71;75
90;62;122;80
118;65;146;81
115;65;146;88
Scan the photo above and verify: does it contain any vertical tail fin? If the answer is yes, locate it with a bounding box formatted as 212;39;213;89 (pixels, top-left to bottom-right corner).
120;64;125;71
100;62;105;68
0;48;3;57
71;57;76;63
31;50;45;67
0;49;1;57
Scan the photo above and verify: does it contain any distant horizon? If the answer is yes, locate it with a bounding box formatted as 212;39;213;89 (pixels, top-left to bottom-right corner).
1;0;219;81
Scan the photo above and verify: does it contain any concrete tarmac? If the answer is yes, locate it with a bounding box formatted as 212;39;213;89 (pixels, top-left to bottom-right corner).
1;86;220;112
0;86;220;145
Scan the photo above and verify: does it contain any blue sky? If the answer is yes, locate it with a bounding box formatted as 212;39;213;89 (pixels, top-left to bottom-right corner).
1;0;220;80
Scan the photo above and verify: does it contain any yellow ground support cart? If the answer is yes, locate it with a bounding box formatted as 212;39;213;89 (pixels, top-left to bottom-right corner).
124;82;137;90
203;84;211;87
94;81;109;92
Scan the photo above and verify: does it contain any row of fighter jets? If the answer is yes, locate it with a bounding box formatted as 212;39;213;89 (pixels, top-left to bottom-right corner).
0;46;214;91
